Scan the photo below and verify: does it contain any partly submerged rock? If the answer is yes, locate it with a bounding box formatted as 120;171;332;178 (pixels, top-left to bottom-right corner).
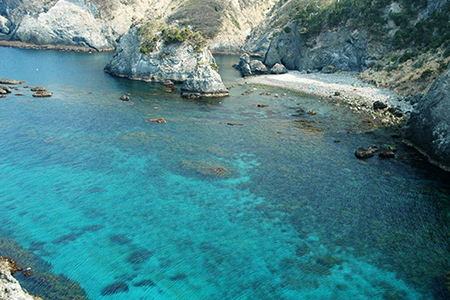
405;67;450;171
32;90;52;97
181;65;229;98
355;146;378;159
0;79;24;85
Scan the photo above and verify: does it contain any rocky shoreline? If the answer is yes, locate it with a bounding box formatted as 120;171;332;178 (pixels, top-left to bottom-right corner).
0;40;102;53
0;257;42;300
243;70;411;125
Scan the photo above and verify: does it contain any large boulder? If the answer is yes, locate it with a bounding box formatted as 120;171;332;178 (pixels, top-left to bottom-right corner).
405;67;450;171
181;65;229;98
233;53;271;77
12;0;113;50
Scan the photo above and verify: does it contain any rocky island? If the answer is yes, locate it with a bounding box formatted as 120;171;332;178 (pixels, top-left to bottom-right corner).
104;24;229;98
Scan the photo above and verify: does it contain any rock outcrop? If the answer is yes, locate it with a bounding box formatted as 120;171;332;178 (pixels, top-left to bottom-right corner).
181;65;229;98
1;0;276;53
405;67;450;171
0;257;42;300
0;15;11;34
105;28;228;98
234;53;287;77
264;24;377;72
12;0;113;50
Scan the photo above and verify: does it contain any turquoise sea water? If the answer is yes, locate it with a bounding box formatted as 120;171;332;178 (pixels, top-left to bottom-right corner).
1;47;450;299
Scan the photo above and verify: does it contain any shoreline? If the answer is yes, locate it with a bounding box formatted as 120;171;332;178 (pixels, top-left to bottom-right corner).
0;40;113;53
242;71;413;122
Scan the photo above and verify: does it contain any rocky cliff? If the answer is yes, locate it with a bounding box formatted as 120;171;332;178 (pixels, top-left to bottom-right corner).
263;25;377;72
0;0;276;52
405;66;450;171
0;257;42;300
105;26;228;97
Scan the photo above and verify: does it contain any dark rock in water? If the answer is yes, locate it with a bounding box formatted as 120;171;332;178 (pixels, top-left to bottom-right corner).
355;146;378;158
405;67;450;171
101;281;129;296
0;86;12;93
373;101;387;110
30;86;46;92
181;65;229;98
270;63;288;74
32;90;52;97
120;93;130;101
147;118;166;123
0;79;24;85
379;146;397;158
0;94;6;98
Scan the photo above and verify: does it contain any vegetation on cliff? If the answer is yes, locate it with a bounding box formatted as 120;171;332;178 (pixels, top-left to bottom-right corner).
264;0;450;95
137;22;206;54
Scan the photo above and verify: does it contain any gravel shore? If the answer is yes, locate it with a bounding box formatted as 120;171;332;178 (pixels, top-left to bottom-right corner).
243;71;413;115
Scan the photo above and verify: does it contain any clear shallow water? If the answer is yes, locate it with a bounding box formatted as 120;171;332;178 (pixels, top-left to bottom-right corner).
1;48;450;299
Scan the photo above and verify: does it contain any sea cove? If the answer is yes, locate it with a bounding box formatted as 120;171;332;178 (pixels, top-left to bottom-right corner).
1;47;450;299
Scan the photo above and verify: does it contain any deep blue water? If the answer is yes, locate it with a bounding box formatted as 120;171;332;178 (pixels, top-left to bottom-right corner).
1;47;450;299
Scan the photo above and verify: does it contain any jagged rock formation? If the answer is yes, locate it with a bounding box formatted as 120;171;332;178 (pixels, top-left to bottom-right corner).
263;24;376;72
0;257;42;300
234;53;287;76
181;65;229;98
405;66;450;171
0;15;11;34
12;0;113;50
105;27;228;97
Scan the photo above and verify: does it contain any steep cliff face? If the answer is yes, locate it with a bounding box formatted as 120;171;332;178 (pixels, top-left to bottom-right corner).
1;0;276;52
263;24;378;72
12;0;114;50
405;66;450;171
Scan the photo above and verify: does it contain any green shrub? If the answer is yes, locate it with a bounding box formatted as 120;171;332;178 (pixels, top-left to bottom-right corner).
283;26;292;33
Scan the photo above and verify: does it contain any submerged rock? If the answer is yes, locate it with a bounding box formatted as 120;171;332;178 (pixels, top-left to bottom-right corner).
405;66;450;171
32;90;52;98
101;281;129;296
